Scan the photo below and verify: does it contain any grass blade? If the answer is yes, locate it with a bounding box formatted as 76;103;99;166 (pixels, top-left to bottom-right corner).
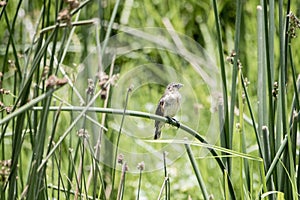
185;142;210;200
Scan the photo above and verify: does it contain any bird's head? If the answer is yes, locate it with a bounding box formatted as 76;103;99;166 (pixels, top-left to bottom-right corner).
166;82;183;92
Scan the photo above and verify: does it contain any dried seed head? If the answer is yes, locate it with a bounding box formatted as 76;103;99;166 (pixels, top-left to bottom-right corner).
0;1;7;7
243;77;250;87
98;71;109;88
4;90;10;95
46;75;68;88
117;154;124;164
57;8;70;23
124;163;129;172
46;75;58;88
226;56;233;64
7;59;14;65
236;123;241;130
272;81;279;98
209;194;215;200
262;125;268;131
273;81;278;88
128;84;134;92
56;77;68;86
100;89;107;100
230;50;236;57
242;92;246;104
77;129;89;138
293;110;298;122
86;78;95;95
69;0;80;10
0;159;11;182
5;106;12;114
226;50;243;68
42;66;49;79
287;11;300;39
137;161;145;171
1;159;12;167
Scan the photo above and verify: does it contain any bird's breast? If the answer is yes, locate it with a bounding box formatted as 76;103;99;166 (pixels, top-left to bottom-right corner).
163;92;181;117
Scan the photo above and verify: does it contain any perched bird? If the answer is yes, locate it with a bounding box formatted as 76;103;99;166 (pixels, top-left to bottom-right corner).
154;82;183;139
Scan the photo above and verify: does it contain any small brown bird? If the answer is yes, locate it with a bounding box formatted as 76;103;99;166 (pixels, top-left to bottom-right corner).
154;82;183;139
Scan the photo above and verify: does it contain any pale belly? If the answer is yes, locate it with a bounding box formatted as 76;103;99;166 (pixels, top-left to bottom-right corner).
163;94;181;117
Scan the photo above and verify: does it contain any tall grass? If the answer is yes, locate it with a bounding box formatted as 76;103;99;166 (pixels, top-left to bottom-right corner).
0;0;300;199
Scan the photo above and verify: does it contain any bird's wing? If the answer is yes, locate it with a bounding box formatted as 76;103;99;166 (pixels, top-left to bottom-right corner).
155;96;165;128
155;97;165;116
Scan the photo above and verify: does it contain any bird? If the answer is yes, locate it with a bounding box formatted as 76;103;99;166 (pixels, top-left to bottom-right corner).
154;82;183;139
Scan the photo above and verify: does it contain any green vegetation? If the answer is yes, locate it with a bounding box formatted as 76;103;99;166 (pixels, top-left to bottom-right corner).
1;0;300;199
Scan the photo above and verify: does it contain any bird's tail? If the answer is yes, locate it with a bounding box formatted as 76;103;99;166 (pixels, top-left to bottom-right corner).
154;128;161;139
154;120;164;139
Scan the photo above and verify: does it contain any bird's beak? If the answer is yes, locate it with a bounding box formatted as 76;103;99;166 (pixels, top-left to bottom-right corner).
177;83;183;88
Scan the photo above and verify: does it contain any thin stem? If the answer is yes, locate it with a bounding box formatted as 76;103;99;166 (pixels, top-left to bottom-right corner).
211;1;230;166
163;151;169;200
228;0;243;175
136;169;142;200
185;143;209;200
111;87;132;194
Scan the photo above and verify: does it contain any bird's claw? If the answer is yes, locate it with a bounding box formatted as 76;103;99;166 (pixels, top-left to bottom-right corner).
166;117;180;129
173;118;180;129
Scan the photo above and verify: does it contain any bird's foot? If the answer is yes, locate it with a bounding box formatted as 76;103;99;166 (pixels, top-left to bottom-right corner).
172;118;180;129
166;116;180;129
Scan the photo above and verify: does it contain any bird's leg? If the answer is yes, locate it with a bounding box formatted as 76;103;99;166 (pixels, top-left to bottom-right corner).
166;116;180;129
